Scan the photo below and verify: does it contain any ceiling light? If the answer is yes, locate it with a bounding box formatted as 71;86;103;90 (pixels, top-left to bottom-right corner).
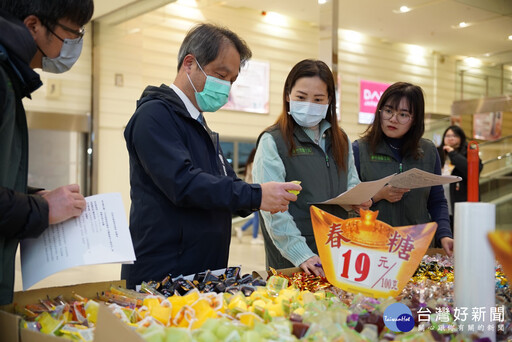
508;35;512;40
343;30;364;43
451;21;472;29
318;0;327;4
392;5;412;14
407;44;426;56
127;27;141;34
464;57;482;67
263;12;289;26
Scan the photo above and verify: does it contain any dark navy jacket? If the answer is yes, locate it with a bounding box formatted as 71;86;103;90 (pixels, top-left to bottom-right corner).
121;85;261;288
0;9;46;305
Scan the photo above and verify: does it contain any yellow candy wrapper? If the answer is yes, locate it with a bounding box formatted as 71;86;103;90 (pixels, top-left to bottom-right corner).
287;180;301;195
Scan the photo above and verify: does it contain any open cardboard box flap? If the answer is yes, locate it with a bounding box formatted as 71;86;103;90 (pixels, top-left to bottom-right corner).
0;280;144;342
251;266;303;280
95;303;145;342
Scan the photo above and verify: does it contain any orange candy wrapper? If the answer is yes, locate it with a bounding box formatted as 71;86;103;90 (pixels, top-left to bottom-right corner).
310;206;437;298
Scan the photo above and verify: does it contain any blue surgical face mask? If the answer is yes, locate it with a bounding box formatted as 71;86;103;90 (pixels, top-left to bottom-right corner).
288;100;329;127
187;59;231;112
41;37;83;74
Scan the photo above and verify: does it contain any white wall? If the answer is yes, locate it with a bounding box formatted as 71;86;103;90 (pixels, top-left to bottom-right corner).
20;2;495;213
94;2;320;209
335;30;457;142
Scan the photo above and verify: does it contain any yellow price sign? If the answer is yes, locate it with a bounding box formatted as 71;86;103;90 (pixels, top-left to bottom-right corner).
310;206;437;298
488;231;512;281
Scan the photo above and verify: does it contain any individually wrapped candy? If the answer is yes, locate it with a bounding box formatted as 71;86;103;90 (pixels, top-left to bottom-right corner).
266;276;288;297
60;323;95;342
36;311;64;335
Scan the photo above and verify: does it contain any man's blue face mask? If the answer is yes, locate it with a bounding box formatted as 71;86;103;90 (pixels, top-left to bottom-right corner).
187;58;231;112
38;23;84;74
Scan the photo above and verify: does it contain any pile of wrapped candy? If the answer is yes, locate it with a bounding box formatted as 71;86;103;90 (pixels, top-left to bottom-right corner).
18;255;511;341
141;267;266;297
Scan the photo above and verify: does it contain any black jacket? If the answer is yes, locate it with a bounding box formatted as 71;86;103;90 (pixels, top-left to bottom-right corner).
0;10;47;305
438;143;483;207
121;85;261;288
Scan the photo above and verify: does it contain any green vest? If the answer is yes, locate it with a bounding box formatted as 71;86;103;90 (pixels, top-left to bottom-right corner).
260;126;348;269
357;138;437;227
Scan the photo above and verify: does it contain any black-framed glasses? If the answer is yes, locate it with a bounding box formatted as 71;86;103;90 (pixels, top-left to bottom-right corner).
380;108;412;124
46;23;85;42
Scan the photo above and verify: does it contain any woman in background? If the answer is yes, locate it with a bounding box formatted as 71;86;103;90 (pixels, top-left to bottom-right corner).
438;125;483;230
253;59;371;276
236;148;262;244
353;82;454;256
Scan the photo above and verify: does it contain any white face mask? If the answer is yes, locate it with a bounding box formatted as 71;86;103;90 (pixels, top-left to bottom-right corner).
288;100;329;127
41;37;83;74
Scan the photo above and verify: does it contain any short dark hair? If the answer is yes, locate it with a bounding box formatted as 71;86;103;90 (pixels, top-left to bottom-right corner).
0;0;94;29
177;23;252;71
362;82;425;159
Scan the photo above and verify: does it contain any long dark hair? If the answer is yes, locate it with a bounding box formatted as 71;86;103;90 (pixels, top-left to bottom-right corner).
267;59;348;171
361;82;425;159
438;125;467;165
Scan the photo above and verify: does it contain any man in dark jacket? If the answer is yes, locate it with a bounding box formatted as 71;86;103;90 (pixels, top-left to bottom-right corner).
121;23;301;289
0;0;93;305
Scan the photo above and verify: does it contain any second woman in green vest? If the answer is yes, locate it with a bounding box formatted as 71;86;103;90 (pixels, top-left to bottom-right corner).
252;59;371;276
352;82;454;256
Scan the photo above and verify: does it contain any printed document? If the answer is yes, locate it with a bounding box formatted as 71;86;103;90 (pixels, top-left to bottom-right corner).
316;174;395;209
388;168;461;189
317;168;461;210
20;193;135;290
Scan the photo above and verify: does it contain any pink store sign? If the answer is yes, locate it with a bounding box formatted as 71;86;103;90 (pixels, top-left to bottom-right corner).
359;80;390;124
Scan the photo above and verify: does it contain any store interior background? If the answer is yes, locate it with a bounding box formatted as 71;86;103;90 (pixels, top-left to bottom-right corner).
16;0;512;291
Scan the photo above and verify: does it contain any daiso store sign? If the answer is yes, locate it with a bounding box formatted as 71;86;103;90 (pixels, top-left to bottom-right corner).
359;80;390;124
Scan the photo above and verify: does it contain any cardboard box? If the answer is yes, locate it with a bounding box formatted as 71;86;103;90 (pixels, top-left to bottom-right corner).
426;247;447;256
95;304;144;342
0;280;137;342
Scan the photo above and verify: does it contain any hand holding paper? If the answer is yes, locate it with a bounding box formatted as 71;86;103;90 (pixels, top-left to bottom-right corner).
316;168;461;210
373;185;410;204
388;168;461;189
317;174;395;210
20;193;136;290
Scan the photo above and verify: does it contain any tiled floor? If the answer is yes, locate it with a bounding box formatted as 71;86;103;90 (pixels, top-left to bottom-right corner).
13;217;266;291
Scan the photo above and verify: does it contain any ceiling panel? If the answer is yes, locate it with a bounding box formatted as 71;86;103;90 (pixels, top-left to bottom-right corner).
92;0;512;65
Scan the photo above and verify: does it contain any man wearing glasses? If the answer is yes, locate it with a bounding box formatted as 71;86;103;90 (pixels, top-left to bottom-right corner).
0;0;94;305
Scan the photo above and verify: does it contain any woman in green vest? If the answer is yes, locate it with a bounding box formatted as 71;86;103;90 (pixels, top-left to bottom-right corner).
253;59;371;276
352;82;454;256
